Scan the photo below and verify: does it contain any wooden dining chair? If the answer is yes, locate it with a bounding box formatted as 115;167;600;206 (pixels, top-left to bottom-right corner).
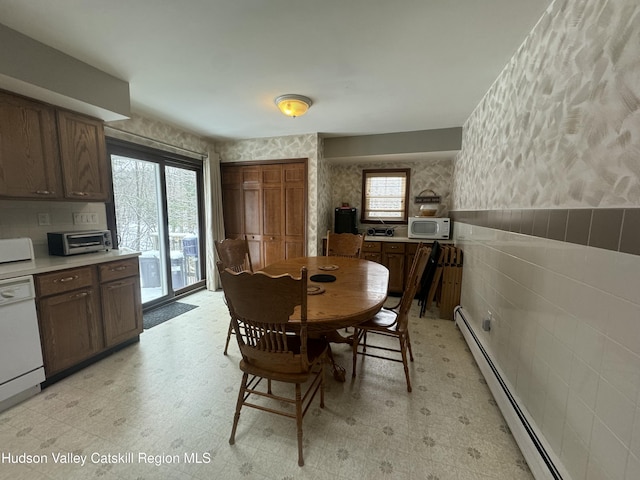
326;229;364;258
326;230;364;334
214;237;253;355
351;244;430;392
217;263;328;467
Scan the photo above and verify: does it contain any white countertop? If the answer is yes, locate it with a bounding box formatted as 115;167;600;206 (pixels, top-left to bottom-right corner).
0;249;141;281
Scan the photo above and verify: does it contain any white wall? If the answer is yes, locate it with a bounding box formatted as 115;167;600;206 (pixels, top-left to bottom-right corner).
0;200;107;255
455;224;640;480
452;0;640;479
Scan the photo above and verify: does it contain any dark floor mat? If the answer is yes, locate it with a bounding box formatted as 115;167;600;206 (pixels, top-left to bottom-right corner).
143;302;198;329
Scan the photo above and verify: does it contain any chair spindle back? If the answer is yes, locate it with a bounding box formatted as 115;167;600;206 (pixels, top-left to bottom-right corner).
326;230;365;258
217;263;311;374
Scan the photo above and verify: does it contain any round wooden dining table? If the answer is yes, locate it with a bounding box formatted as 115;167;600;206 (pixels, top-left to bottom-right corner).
260;256;390;334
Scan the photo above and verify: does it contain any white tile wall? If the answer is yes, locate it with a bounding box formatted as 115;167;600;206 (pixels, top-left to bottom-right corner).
0;200;108;253
455;222;640;480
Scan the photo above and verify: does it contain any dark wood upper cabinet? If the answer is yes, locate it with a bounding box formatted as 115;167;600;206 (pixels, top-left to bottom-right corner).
0;90;110;201
57;110;109;201
0;92;63;199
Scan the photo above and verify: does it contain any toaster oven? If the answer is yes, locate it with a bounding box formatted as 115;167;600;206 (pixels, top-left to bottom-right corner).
47;230;113;256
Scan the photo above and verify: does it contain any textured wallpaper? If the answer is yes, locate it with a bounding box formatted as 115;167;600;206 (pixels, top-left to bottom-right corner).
215;134;323;255
453;0;640;210
329;158;453;232
316;138;332;251
105;119;327;256
106;113;211;156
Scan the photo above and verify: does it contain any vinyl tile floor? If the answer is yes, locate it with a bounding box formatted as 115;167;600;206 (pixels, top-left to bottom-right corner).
0;289;533;480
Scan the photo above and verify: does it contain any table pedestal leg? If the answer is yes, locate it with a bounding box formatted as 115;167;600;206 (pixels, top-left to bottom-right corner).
326;344;346;382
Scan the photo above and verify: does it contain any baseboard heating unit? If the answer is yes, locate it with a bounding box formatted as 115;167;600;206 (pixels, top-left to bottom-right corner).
454;306;569;480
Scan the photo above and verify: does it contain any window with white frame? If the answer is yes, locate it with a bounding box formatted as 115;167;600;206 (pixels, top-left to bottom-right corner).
361;169;411;223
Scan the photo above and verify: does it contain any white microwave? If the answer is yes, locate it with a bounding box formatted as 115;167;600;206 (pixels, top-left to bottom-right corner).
408;217;450;239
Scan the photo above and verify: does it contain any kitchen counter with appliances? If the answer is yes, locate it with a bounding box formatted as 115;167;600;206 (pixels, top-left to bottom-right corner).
36;255;143;381
0;238;144;406
0;248;141;281
320;236;454;294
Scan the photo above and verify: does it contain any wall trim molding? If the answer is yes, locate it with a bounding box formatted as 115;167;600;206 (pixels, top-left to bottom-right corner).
450;208;640;256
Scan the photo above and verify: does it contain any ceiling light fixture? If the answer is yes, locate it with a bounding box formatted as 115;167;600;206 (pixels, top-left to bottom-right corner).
274;94;312;118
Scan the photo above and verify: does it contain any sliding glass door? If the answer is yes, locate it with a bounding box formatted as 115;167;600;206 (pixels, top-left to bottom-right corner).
107;139;204;308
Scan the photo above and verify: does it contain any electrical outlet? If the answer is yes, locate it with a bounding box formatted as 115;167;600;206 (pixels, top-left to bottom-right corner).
37;213;51;226
482;311;492;331
73;212;98;225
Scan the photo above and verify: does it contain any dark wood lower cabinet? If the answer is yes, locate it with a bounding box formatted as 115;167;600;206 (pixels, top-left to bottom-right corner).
37;287;103;376
361;241;382;264
382;243;405;293
329;239;433;294
101;276;142;347
35;257;143;378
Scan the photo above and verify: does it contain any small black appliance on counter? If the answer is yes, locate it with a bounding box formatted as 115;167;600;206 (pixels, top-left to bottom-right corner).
47;230;112;256
334;207;357;234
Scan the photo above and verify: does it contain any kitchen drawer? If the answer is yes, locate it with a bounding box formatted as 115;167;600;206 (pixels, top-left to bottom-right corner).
99;258;140;283
362;252;382;263
36;266;96;297
382;242;405;254
362;241;381;253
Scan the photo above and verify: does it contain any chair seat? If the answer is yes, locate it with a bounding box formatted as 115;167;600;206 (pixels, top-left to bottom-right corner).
357;308;399;331
352;244;431;393
240;337;328;383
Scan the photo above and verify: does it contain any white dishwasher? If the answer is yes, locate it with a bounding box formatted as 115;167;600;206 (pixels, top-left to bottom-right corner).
0;239;45;411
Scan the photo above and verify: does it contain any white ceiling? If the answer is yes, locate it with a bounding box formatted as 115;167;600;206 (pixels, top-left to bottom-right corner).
0;0;550;142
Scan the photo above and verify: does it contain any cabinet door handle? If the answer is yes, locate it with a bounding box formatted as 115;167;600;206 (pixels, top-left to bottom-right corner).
110;266;128;272
71;292;89;299
55;275;79;283
35;190;55;195
70;191;89;196
107;282;125;290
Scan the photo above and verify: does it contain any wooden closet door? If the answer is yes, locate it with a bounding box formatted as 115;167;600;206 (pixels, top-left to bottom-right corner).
221;166;244;237
242;167;262;268
283;163;306;259
220;161;307;269
262;165;284;267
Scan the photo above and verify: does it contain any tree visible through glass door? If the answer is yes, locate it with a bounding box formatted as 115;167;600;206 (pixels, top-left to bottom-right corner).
110;156;203;306
111;155;168;304
166;166;201;289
